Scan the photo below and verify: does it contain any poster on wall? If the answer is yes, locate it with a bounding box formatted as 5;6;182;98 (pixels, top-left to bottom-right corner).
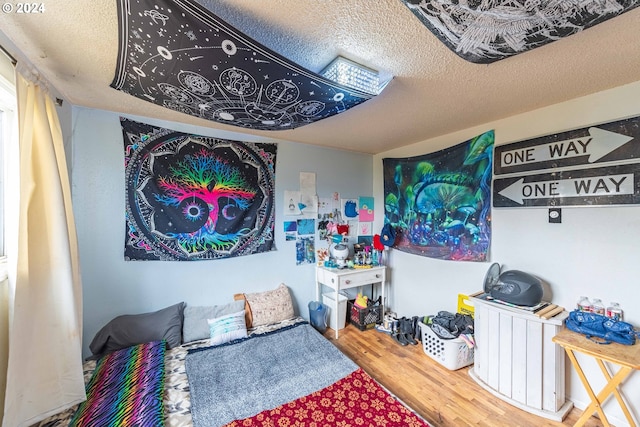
295;218;315;265
283;191;302;215
359;196;374;221
295;236;315;265
284;221;297;241
121;118;277;261
341;198;359;220
382;130;494;261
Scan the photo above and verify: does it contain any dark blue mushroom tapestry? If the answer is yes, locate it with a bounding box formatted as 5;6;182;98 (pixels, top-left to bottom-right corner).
121;118;276;261
401;1;640;64
382;130;494;261
111;0;374;131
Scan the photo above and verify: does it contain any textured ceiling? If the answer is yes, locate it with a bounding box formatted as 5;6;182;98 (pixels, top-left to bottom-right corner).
1;1;639;154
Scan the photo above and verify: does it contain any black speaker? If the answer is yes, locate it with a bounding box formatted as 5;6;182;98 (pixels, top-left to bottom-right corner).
490;270;543;306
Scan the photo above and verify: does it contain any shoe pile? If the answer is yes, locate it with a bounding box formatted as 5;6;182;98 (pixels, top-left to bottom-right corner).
391;316;420;346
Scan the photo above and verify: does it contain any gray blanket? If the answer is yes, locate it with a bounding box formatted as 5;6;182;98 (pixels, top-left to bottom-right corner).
185;322;357;427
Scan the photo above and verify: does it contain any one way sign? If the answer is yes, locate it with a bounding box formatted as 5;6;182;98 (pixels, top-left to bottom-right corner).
494;116;640;175
493;163;640;208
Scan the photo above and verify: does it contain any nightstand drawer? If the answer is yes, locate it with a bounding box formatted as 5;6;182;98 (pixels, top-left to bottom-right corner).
337;270;384;287
317;267;385;289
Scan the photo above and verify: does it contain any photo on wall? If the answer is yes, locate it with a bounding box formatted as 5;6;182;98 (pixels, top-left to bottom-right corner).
382;130;494;261
359;196;374;221
296;236;315;265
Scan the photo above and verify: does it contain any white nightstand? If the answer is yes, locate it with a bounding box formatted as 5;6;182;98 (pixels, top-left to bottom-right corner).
315;265;386;339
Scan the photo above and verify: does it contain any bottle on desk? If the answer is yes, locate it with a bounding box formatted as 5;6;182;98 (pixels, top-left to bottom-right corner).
606;302;624;321
576;296;592;312
591;298;605;315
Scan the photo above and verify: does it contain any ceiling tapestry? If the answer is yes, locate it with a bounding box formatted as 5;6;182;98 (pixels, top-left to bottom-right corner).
111;0;374;131
383;130;494;262
401;0;640;64
121;117;277;261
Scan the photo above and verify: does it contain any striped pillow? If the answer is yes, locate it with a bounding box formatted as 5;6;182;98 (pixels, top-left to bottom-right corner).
208;310;247;345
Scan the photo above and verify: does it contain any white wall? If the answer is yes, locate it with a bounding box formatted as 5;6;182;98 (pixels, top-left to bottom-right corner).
374;80;640;425
70;107;373;358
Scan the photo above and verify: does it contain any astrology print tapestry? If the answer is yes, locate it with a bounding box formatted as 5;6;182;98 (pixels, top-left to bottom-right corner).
383;130;493;262
122;118;276;261
111;0;374;131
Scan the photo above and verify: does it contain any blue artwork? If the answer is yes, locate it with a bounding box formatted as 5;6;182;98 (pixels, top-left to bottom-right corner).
297;219;315;236
383;130;494;261
344;200;358;218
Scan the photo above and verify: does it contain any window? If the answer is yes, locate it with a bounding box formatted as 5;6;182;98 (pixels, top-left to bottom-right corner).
0;108;5;257
0;53;17;268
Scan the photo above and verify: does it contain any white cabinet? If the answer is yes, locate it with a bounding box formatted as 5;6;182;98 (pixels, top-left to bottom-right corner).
469;296;573;421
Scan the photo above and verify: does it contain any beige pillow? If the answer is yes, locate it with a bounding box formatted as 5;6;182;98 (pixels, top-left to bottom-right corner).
233;293;253;328
243;283;295;327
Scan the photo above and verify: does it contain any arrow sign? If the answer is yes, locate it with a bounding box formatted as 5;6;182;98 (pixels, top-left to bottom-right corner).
500;128;632;168
498;173;634;205
494;116;640;175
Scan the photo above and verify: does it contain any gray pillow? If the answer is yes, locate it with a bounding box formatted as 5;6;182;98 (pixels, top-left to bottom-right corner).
182;299;245;343
88;302;185;359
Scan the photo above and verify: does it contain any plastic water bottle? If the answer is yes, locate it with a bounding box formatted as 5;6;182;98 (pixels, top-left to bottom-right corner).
591;298;605;315
606;302;623;321
576;296;592;312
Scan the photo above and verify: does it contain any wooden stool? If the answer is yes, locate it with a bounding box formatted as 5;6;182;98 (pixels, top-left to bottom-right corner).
553;328;640;427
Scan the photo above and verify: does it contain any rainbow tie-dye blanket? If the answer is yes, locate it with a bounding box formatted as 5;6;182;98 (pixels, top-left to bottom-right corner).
69;340;166;427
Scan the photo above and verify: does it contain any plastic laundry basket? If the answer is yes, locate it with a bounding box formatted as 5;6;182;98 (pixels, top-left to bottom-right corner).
419;321;474;370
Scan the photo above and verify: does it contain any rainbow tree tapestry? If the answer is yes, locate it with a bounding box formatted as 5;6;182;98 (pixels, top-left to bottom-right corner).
121;118;276;261
382;130;493;262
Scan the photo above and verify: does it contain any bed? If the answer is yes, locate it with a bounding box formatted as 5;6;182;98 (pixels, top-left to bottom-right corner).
37;285;429;427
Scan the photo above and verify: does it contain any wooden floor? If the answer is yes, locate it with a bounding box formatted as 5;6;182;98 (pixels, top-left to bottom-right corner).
324;324;604;427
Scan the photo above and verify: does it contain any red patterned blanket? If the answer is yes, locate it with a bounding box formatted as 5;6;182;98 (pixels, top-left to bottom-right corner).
224;368;429;427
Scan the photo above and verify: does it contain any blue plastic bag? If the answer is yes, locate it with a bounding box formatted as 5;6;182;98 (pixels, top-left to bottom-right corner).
566;310;638;345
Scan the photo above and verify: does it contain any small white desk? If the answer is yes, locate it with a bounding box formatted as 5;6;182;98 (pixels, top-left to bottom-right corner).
315;265;386;339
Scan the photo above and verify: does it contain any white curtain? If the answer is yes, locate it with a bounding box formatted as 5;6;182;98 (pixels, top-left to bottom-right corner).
0;274;9;427
2;67;85;426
